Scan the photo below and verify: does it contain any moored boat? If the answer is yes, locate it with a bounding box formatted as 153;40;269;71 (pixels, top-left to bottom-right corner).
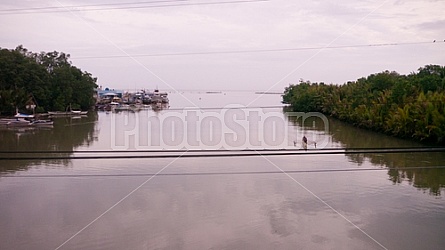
48;110;88;116
114;104;131;111
0;113;54;127
150;89;169;104
0;113;34;126
48;103;88;116
29;119;54;126
0;118;18;125
2;119;31;127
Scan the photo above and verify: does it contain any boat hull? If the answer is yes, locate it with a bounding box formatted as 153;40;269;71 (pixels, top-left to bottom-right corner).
48;111;88;116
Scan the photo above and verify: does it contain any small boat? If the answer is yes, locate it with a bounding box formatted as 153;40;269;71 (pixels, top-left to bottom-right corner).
29;119;54;126
142;94;152;104
48;110;88;116
0;113;34;127
0;118;18;125
0;113;54;128
48;104;88;116
115;104;131;111
109;102;120;111
70;110;88;115
150;89;169;104
4;119;31;127
15;113;35;119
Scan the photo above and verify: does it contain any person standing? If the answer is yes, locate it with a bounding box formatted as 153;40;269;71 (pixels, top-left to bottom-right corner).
302;136;308;150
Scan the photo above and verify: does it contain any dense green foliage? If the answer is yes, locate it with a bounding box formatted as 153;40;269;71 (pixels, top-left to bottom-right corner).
0;45;97;114
283;65;445;144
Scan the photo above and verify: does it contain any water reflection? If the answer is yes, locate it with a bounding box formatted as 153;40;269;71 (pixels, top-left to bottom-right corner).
284;109;330;150
151;103;169;112
289;113;445;196
330;118;445;195
1;93;444;249
0;112;98;173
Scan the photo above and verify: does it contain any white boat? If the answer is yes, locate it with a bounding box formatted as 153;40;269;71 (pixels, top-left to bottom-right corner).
0;118;18;125
48;104;88;116
151;89;169;104
108;102;120;111
29;120;54;126
48;110;88;116
0;113;54;127
0;113;34;126
0;120;29;127
15;113;35;119
70;110;88;115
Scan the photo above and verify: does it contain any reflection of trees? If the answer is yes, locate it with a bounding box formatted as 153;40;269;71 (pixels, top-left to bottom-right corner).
285;112;327;131
288;113;445;196
328;117;445;196
0;112;98;173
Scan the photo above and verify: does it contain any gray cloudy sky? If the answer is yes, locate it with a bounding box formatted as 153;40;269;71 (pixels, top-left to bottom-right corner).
1;0;444;91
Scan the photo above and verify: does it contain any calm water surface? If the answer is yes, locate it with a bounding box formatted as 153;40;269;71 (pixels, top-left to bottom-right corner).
0;91;444;250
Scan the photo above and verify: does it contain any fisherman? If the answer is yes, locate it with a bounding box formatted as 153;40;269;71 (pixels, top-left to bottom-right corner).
302;135;308;150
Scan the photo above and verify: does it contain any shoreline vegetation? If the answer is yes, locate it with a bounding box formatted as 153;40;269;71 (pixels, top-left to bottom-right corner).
0;45;97;115
282;65;445;145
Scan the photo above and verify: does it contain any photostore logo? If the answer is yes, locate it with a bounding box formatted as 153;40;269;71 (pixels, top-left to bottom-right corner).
110;106;329;150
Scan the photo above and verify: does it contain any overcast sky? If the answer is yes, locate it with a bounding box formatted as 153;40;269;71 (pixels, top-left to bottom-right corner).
1;0;444;91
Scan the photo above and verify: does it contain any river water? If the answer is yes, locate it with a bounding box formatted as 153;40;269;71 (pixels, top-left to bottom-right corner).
0;91;444;250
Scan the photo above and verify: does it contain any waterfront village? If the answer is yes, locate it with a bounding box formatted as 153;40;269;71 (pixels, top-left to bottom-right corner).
95;87;169;112
0;87;169;127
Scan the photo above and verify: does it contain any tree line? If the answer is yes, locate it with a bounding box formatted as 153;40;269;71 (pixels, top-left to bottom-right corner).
282;65;445;144
0;45;97;115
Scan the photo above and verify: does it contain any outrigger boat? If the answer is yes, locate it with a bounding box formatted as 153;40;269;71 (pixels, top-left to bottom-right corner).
48;110;88;116
29;119;54;126
48;104;88;116
0;113;53;127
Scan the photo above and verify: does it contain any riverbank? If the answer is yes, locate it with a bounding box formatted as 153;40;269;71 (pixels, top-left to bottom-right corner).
0;46;97;115
282;65;445;145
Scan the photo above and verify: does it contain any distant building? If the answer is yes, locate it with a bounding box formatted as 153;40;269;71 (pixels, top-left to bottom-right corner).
96;88;124;104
